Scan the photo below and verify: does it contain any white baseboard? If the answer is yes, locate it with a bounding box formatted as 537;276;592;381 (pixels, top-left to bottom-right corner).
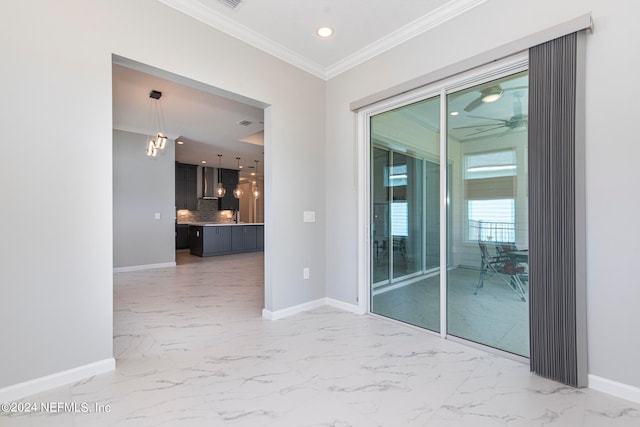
261;308;275;320
262;298;325;320
0;358;115;403
113;262;176;273
589;374;640;404
325;298;363;314
263;298;365;320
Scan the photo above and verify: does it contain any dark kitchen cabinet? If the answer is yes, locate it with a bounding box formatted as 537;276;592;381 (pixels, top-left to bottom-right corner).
175;163;198;210
189;225;232;256
176;224;189;250
256;225;264;250
231;225;257;251
190;225;263;257
207;226;232;254
218;168;239;211
189;226;204;256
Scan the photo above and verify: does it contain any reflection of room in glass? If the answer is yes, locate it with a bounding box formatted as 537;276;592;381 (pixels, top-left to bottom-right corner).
369;94;441;334
447;70;529;357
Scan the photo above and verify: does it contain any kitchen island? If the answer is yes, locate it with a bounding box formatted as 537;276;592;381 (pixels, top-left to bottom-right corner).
188;223;264;257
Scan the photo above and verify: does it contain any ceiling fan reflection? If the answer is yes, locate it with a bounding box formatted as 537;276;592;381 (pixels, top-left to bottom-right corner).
456;92;527;138
464;85;527;112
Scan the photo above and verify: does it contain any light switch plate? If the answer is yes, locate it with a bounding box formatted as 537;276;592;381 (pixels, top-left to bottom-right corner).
154;212;161;220
303;211;315;222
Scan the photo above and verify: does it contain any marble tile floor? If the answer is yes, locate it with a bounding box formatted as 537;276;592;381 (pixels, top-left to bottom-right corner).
372;268;530;357
2;251;639;426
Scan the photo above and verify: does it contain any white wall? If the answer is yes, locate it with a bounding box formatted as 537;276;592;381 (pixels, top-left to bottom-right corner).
113;130;175;269
0;0;325;389
325;0;640;389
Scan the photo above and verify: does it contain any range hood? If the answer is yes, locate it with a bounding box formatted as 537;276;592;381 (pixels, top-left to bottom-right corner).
201;167;220;199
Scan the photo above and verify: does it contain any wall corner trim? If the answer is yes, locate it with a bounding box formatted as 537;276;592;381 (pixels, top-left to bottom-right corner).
262;298;365;320
0;358;115;403
325;298;363;314
589;374;640;404
261;299;326;320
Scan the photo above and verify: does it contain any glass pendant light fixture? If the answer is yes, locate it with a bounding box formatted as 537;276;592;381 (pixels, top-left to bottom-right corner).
252;160;260;199
145;90;168;157
233;157;244;199
215;154;226;198
145;138;157;157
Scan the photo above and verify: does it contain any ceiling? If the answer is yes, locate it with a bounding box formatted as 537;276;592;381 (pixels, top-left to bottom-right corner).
112;63;265;178
157;0;488;79
112;0;491;179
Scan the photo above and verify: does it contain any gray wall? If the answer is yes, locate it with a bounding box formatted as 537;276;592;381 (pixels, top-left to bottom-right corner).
325;0;640;389
0;0;325;389
2;0;639;395
113;129;175;269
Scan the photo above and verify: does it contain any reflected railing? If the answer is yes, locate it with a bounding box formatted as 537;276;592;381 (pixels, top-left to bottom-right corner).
469;220;515;243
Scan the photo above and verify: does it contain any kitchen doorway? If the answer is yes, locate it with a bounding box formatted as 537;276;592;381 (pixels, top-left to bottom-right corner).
112;55;269;310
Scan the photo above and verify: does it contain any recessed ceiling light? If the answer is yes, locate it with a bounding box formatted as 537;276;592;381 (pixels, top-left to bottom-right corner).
317;27;334;38
201;160;207;164
450;111;459;116
176;140;184;145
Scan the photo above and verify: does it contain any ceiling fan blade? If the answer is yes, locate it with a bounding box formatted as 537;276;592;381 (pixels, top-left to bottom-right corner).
453;123;505;130
467;115;509;123
513;100;523;118
464;125;504;137
464;97;483;112
502;85;528;92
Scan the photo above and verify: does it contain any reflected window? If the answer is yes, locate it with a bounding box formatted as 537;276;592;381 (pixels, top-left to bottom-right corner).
465;149;517;243
391;201;408;237
385;164;408;186
468;199;515;242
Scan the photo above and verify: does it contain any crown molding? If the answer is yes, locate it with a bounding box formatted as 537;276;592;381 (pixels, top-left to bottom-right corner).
325;0;488;79
157;0;327;79
158;0;487;81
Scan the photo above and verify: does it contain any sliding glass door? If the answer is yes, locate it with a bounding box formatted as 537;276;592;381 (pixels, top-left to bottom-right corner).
368;66;529;357
446;71;529;357
370;96;440;332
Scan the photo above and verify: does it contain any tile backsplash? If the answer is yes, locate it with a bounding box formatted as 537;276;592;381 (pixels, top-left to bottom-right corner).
177;199;235;224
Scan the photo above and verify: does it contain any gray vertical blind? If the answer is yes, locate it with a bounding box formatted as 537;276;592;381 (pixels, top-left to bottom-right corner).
528;32;586;387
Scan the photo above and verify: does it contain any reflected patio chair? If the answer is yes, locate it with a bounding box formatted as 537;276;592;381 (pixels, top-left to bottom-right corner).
496;243;517;258
474;241;527;301
375;239;387;264
393;236;406;259
497;243;529;285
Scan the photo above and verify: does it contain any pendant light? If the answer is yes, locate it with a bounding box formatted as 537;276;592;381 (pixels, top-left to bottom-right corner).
233;157;244;199
215;154;226;198
145;90;168;157
252;160;260;199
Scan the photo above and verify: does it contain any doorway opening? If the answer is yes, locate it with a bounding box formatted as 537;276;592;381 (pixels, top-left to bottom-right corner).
112;54;269;316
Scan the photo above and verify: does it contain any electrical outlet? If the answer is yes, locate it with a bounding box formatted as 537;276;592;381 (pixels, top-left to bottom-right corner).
303;267;310;279
303;211;315;222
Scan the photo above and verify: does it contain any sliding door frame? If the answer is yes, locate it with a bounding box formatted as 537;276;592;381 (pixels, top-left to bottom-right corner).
357;52;529;351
